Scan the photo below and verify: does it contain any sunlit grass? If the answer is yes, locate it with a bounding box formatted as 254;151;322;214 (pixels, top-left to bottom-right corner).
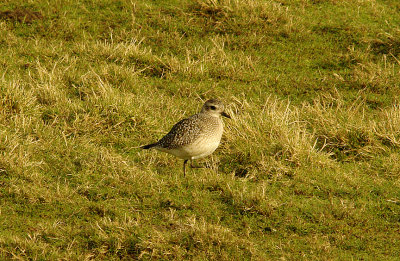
1;0;400;259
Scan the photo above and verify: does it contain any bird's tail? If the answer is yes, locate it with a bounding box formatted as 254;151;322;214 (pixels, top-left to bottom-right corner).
140;143;157;149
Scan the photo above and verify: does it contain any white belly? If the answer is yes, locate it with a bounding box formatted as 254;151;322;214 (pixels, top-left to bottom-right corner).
159;131;223;160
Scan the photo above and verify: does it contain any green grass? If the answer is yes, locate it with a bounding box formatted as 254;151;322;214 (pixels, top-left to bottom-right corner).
1;0;400;259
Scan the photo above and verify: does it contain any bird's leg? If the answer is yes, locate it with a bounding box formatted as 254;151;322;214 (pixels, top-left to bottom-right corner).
183;159;188;176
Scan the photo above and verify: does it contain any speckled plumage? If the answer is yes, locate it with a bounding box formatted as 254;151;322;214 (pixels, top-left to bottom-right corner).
157;113;221;149
141;99;230;175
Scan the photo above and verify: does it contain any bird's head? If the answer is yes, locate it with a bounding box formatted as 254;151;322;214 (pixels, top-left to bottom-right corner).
201;99;231;118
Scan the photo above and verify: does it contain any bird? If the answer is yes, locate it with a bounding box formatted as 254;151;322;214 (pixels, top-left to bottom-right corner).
141;98;230;176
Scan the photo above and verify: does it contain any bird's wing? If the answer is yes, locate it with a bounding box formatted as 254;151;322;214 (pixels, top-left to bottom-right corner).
157;115;202;149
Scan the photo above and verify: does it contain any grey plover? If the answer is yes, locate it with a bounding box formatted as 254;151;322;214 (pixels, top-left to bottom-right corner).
141;99;230;175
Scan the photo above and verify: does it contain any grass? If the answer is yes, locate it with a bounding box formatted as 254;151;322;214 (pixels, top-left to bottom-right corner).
1;0;400;259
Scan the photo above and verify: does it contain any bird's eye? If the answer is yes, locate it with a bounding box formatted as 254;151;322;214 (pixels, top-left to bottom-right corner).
210;105;216;110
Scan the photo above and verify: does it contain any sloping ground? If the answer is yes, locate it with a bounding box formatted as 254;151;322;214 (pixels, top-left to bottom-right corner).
0;0;399;259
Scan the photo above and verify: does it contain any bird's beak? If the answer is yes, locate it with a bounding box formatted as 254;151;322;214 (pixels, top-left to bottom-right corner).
221;111;231;119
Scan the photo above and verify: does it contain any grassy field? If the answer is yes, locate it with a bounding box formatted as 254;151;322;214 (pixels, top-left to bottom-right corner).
1;0;400;259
